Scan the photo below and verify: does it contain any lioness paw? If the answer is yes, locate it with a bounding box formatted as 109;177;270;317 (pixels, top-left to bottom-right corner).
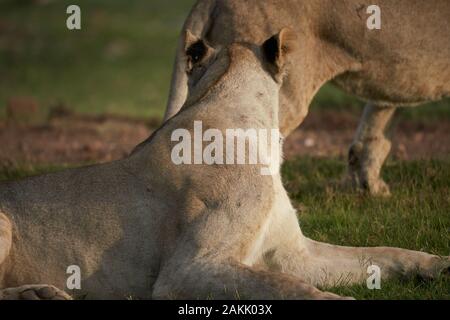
0;285;72;300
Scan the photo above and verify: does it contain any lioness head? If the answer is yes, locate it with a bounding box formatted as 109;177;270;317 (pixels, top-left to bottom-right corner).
180;28;298;117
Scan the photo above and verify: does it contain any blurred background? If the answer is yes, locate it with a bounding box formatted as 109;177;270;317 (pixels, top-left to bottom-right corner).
0;0;449;167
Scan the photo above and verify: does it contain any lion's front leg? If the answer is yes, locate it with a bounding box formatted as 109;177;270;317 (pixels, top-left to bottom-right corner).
269;234;450;288
151;206;352;300
152;255;352;300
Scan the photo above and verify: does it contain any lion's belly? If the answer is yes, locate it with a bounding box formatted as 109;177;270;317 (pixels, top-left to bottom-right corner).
333;60;450;107
326;0;450;106
213;0;450;106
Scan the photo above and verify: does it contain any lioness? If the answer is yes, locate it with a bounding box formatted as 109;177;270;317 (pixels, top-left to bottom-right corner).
164;0;450;196
0;29;448;300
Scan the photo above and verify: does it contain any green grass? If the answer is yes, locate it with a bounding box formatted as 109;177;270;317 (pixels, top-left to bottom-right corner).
0;0;196;120
1;157;448;299
0;163;76;181
282;157;450;299
1;0;449;123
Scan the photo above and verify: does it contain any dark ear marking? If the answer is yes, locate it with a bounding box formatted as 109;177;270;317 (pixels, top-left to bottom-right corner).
186;40;208;64
184;30;212;73
262;28;298;76
262;35;279;67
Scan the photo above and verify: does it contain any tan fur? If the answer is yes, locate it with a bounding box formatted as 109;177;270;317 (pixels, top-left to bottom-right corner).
0;36;448;300
0;212;11;265
164;0;450;195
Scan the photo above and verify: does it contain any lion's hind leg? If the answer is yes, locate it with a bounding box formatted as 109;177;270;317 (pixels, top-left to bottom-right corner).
0;211;72;300
346;103;396;196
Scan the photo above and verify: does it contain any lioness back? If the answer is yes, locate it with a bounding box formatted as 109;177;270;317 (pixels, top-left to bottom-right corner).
199;0;450;105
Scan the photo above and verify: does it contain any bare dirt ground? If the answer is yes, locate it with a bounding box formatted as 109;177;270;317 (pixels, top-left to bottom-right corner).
0;111;449;167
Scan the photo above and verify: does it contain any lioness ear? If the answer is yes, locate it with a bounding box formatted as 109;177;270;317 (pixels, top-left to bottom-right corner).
262;28;298;77
184;30;212;73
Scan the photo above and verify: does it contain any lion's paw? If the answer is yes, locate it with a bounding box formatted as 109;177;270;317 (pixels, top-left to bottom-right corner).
0;284;72;300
